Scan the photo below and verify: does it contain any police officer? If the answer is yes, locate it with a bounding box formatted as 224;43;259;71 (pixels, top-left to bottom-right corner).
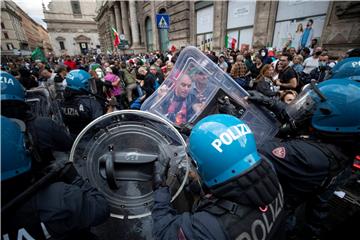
0;71;73;167
325;54;360;80
61;69;103;138
1;116;110;240
247;79;360;238
152;114;285;240
53;66;68;100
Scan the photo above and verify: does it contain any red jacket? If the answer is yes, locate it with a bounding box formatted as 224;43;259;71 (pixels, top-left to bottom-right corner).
64;60;77;70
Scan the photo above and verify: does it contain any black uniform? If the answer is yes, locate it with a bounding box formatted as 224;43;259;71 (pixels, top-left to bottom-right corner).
2;107;108;240
259;137;351;234
245;90;357;237
2;174;110;240
153;160;286;240
1;103;73;166
27;116;73;164
61;91;103;138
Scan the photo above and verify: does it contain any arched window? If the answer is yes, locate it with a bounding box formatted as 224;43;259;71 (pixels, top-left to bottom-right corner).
145;17;153;51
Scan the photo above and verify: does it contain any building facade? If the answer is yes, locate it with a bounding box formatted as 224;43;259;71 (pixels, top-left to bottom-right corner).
43;0;100;56
37;25;53;55
16;5;52;55
1;0;29;56
95;0;360;55
1;0;53;57
95;0;191;54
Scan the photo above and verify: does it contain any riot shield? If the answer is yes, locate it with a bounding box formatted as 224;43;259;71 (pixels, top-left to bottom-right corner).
25;85;65;128
69;110;189;239
141;46;279;146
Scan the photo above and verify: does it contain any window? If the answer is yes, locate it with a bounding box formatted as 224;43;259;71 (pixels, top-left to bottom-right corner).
4;32;9;39
7;43;14;50
59;41;65;50
1;22;5;29
71;1;82;15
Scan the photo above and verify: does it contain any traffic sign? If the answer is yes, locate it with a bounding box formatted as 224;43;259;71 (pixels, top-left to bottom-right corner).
156;14;170;29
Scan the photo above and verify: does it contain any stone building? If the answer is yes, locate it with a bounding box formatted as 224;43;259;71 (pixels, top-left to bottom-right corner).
1;0;53;58
16;5;53;55
1;0;29;57
43;0;100;56
95;0;359;55
95;0;190;54
37;25;53;56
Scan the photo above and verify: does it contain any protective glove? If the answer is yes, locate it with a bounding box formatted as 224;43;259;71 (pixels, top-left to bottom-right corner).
247;91;290;124
176;123;193;136
56;162;79;184
218;96;238;117
42;160;79;184
247;91;275;107
153;160;169;190
45;160;79;184
185;169;204;197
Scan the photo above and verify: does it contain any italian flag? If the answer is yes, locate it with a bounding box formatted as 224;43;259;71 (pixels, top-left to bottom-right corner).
111;27;120;47
225;35;237;49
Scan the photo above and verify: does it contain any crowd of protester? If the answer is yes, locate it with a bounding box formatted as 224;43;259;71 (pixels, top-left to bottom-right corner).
1;42;359;240
1;43;358;119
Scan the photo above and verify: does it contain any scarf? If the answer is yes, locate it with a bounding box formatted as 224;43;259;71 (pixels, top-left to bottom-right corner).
166;95;188;125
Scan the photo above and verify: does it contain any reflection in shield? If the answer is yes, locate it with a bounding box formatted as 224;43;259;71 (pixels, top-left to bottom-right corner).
70;110;189;239
142;46;279;147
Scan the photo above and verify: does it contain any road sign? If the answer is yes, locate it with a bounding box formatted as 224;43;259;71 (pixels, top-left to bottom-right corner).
156;14;170;29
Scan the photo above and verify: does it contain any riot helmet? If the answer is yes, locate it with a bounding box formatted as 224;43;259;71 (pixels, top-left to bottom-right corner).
65;69;97;94
326;57;360;80
189;114;261;188
1;116;32;181
286;79;360;134
346;48;360;58
0;71;26;102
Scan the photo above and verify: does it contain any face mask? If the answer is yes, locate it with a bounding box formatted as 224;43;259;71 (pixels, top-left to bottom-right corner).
319;61;327;70
319;61;326;66
315;51;322;56
261;51;266;57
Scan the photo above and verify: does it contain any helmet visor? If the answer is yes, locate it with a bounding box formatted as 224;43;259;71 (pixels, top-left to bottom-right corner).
286;82;326;122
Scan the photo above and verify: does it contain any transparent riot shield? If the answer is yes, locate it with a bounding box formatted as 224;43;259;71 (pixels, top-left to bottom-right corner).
69;110;189;239
25;85;65;128
141;46;279;146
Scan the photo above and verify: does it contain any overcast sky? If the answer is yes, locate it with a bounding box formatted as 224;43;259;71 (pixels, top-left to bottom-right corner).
13;0;52;28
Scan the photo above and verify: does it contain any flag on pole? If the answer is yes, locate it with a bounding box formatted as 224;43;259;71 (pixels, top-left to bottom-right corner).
111;27;120;47
31;47;47;62
225;35;237;49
